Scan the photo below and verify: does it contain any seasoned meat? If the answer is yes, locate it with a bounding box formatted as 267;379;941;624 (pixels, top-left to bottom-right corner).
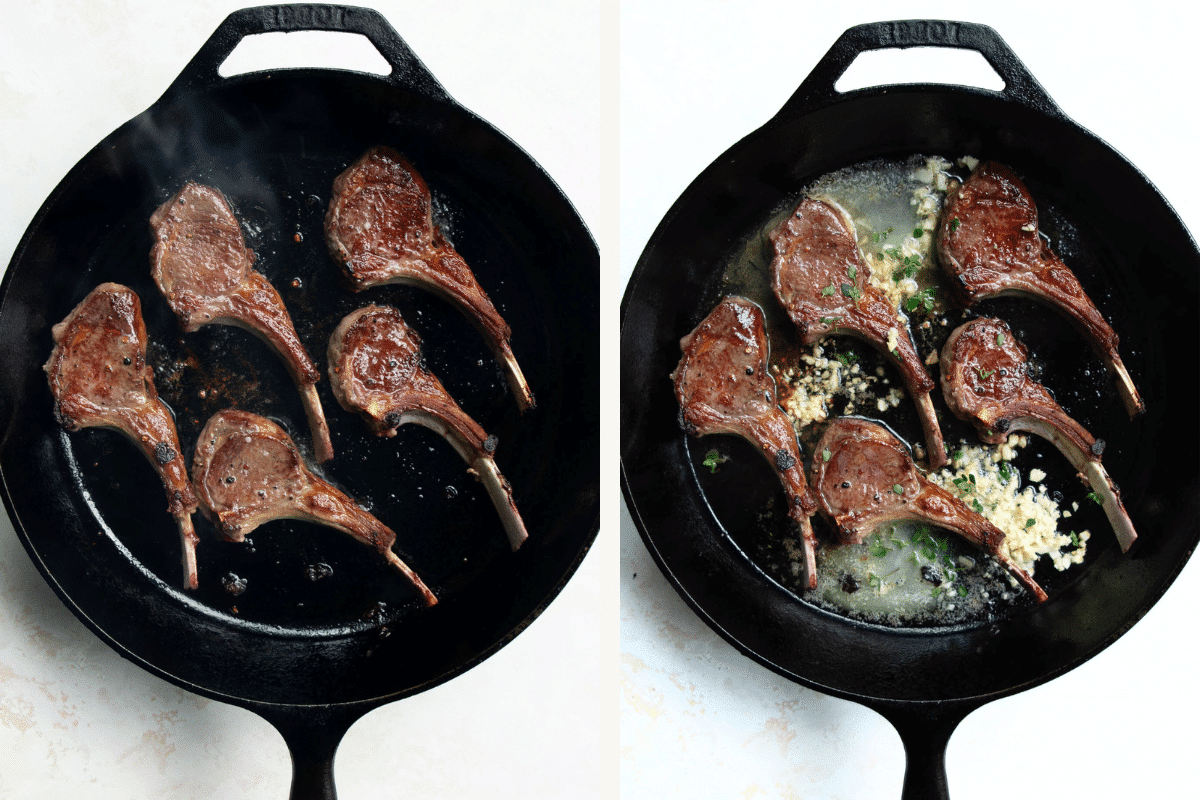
45;282;200;589
191;409;436;606
937;161;1143;417
149;182;334;462
671;296;818;588
324;146;534;412
327;304;529;550
771;196;948;469
940;316;1137;552
811;417;1046;601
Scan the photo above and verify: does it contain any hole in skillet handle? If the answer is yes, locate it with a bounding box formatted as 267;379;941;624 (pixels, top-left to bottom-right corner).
834;48;1005;94
218;30;392;77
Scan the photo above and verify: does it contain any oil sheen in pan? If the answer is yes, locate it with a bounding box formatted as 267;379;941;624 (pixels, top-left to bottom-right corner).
694;155;1111;628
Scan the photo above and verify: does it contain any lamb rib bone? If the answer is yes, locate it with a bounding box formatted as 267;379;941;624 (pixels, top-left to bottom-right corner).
937;160;1143;417
324;145;534;413
191;408;436;606
149;181;334;462
327;304;529;551
45;282;200;589
671;296;818;589
811;416;1047;602
940;316;1137;552
771;196;948;469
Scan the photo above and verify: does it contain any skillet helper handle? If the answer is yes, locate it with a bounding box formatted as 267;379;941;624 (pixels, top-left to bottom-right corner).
158;3;451;104
876;702;973;800
780;20;1064;120
259;704;367;800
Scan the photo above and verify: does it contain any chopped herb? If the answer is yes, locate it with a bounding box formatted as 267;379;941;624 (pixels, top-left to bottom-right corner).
913;227;925;238
1069;531;1081;547
904;286;937;314
821;316;842;325
957;584;969;597
841;283;862;302
891;536;907;549
870;538;890;557
848;265;857;280
1086;491;1104;506
702;450;722;473
1024;518;1036;529
821;284;836;297
821;448;831;462
835;351;859;367
953;449;965;463
972;499;984;514
998;462;1013;481
867;572;882;589
976;367;995;379
950;217;961;232
893;484;904;495
996;332;1006;346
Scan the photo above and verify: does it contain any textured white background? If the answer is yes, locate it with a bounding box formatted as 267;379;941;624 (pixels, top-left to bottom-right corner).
622;2;1200;799
0;2;617;798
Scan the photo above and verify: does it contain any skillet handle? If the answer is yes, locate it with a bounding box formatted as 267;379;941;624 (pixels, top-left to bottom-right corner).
875;702;975;800
779;20;1063;120
257;704;368;800
157;4;451;104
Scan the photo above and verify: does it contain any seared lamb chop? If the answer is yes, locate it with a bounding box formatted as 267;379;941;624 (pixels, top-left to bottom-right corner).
45;283;200;589
940;316;1138;552
812;416;1047;601
771;196;948;469
324;146;534;413
149;182;334;463
192;409;436;606
671;296;818;588
327;304;529;551
937;161;1143;417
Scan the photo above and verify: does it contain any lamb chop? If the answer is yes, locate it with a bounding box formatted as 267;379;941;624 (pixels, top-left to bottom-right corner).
771;196;948;469
940;316;1138;552
191;409;436;606
45;282;200;589
811;416;1047;601
324;145;534;413
327;304;529;551
671;296;818;588
149;181;335;463
937;161;1143;417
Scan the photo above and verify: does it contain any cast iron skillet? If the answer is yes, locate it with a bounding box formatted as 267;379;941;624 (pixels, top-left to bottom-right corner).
621;20;1199;799
0;5;598;799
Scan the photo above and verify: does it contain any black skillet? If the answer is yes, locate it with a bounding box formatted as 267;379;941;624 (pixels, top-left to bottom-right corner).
621;20;1200;799
0;5;598;799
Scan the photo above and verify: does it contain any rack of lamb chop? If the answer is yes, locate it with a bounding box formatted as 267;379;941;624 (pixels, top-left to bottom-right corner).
192;409;436;606
811;416;1046;601
149;181;335;463
45;283;200;589
771;196;948;469
324;145;534;413
671;296;818;588
937;161;1143;417
940;316;1138;552
327;304;529;551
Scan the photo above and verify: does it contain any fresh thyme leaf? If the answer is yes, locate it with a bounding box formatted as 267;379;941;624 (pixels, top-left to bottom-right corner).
950;217;961;232
702;450;721;473
821;284;836;297
1086;491;1104;506
913;227;924;238
822;448;831;462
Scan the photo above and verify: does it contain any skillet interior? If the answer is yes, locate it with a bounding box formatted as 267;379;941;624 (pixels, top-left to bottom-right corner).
621;84;1200;705
0;68;600;707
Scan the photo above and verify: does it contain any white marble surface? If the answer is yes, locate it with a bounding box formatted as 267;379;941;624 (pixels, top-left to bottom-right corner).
0;2;617;798
621;2;1200;799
